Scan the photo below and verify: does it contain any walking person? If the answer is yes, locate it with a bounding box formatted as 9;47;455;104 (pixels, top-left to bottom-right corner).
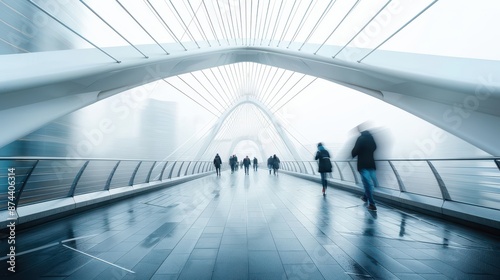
315;143;332;196
267;156;273;175
272;154;280;175
230;155;235;173
253;157;258;171
213;153;222;176
351;125;379;211
243;156;251;175
234;155;239;171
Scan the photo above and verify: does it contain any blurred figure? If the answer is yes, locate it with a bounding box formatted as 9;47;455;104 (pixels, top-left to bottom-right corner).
229;155;235;173
352;124;379;211
272;154;280;176
253;157;258;171
315;143;332;196
213;153;222;176
267;156;273;174
243;156;251;175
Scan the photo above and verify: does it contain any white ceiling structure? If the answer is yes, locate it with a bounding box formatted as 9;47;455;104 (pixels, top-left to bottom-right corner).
1;0;499;159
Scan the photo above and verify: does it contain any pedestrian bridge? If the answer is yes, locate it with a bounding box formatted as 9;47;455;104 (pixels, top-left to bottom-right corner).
1;169;499;279
1;1;500;278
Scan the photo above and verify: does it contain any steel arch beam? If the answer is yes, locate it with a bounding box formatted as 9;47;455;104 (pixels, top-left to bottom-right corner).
195;96;302;161
1;45;499;155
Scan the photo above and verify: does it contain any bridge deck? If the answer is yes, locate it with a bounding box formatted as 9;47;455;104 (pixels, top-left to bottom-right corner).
1;169;499;279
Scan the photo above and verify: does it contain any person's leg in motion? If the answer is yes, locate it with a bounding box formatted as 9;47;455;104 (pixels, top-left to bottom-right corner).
320;172;327;195
360;169;376;210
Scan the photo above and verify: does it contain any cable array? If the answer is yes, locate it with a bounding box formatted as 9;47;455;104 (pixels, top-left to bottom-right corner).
0;0;438;62
0;0;440;160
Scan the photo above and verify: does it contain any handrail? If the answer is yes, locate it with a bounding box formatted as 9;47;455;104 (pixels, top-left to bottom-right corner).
0;158;214;208
282;157;500;211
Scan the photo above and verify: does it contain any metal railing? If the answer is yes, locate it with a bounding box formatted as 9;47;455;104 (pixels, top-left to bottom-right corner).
282;158;500;211
0;157;215;208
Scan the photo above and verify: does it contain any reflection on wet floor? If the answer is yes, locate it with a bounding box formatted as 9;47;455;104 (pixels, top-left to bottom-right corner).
1;170;499;279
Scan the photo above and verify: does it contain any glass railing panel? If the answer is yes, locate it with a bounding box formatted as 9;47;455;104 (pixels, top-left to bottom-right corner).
376;161;400;191
18;160;85;206
74;160;118;195
190;162;200;175
302;162;311;175
149;161;167;182
180;162;191;176
109;161;140;189
391;161;442;199
164;162;177;179
170;162;183;179
432;160;500;210
133;161;155;184
336;162;356;183
0;159;38;207
331;162;342;180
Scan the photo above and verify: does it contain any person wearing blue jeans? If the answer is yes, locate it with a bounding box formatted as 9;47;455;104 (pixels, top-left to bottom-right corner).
352;126;378;211
315;143;332;195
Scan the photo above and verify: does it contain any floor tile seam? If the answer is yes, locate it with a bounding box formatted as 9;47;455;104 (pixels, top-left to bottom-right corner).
391;258;441;274
332;230;480;250
267;183;337;245
375;201;490;245
323;242;400;279
416;259;478;277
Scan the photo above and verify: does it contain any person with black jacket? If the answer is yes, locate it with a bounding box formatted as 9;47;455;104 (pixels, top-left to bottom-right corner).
267;156;273;174
351;127;379;211
213;153;222;176
315;143;332;195
272;154;280;175
243;156;251;175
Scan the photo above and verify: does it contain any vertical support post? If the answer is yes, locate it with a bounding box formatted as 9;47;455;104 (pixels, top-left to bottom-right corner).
105;161;121;190
348;161;359;184
159;161;169;180
129;161;142;186
494;159;500;171
388;160;406;192
177;162;186;177
168;161;178;179
309;162;316;175
427;160;451;201
146;161;156;183
301;162;308;174
69;160;90;197
334;161;344;181
15;160;39;206
192;161;199;175
184;161;192;176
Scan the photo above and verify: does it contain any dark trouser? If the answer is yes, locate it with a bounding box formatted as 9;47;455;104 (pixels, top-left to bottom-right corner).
244;166;249;174
320;172;327;188
215;167;220;176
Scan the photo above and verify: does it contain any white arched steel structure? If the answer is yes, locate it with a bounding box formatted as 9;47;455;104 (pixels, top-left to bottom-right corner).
195;95;302;160
1;45;499;155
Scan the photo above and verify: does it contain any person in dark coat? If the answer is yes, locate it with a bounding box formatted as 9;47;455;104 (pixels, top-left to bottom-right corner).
272;154;280;175
351;127;379;211
229;155;235;173
267;156;273;174
243;156;251;175
315;143;332;195
213;154;222;176
253;157;258;171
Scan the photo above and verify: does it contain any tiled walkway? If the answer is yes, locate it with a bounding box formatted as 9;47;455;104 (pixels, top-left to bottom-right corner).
1;170;499;279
